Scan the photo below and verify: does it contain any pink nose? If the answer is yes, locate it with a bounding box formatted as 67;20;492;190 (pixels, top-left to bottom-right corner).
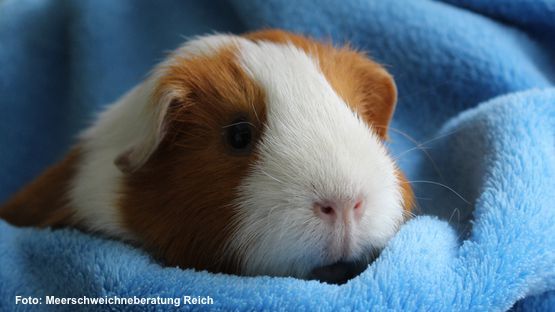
314;199;364;222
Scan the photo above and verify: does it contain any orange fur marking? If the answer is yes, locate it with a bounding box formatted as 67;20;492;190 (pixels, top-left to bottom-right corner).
0;149;80;227
119;46;266;273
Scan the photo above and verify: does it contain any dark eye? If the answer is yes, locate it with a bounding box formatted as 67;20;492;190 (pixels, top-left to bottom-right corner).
225;119;254;152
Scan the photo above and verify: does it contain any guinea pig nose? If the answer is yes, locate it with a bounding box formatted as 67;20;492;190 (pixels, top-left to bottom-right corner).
313;200;364;222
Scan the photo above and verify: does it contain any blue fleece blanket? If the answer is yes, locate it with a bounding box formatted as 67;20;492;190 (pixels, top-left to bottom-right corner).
1;0;554;311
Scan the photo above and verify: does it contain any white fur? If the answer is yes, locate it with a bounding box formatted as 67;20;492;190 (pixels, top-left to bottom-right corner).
226;41;404;278
69;34;403;279
172;34;240;60
68;35;241;239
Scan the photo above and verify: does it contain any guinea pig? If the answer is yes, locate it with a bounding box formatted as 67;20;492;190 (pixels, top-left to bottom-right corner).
0;29;413;283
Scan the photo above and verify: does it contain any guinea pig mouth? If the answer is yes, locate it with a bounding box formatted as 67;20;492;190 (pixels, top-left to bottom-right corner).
307;260;369;285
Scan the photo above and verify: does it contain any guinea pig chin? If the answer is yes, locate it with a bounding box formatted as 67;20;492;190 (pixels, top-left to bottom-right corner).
223;41;405;279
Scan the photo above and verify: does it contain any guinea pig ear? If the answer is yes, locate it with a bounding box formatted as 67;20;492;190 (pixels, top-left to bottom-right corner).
357;66;397;139
91;78;177;174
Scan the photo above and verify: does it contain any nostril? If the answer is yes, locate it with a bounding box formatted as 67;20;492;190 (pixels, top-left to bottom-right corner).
314;203;337;220
314;199;364;221
352;200;365;221
320;206;335;215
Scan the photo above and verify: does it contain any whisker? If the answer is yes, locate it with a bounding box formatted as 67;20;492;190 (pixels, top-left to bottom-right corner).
222;121;256;128
405;180;471;205
249;100;261;124
402;209;417;219
393;126;466;161
260;170;285;185
373;125;445;184
393;128;446;183
447;207;461;224
412;201;424;215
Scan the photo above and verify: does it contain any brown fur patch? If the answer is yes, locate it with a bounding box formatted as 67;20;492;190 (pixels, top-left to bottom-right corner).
0;149;80;227
119;46;266;274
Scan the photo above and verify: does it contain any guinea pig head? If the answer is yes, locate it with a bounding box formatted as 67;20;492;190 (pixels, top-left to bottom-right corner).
99;30;413;279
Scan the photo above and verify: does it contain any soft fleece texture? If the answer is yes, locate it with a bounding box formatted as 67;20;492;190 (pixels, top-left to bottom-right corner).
1;0;554;311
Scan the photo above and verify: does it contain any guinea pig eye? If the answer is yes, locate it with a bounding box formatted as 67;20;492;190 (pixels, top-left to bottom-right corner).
224;118;254;153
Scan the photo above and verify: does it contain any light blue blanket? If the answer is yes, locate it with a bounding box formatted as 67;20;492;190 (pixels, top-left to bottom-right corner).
1;0;554;311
